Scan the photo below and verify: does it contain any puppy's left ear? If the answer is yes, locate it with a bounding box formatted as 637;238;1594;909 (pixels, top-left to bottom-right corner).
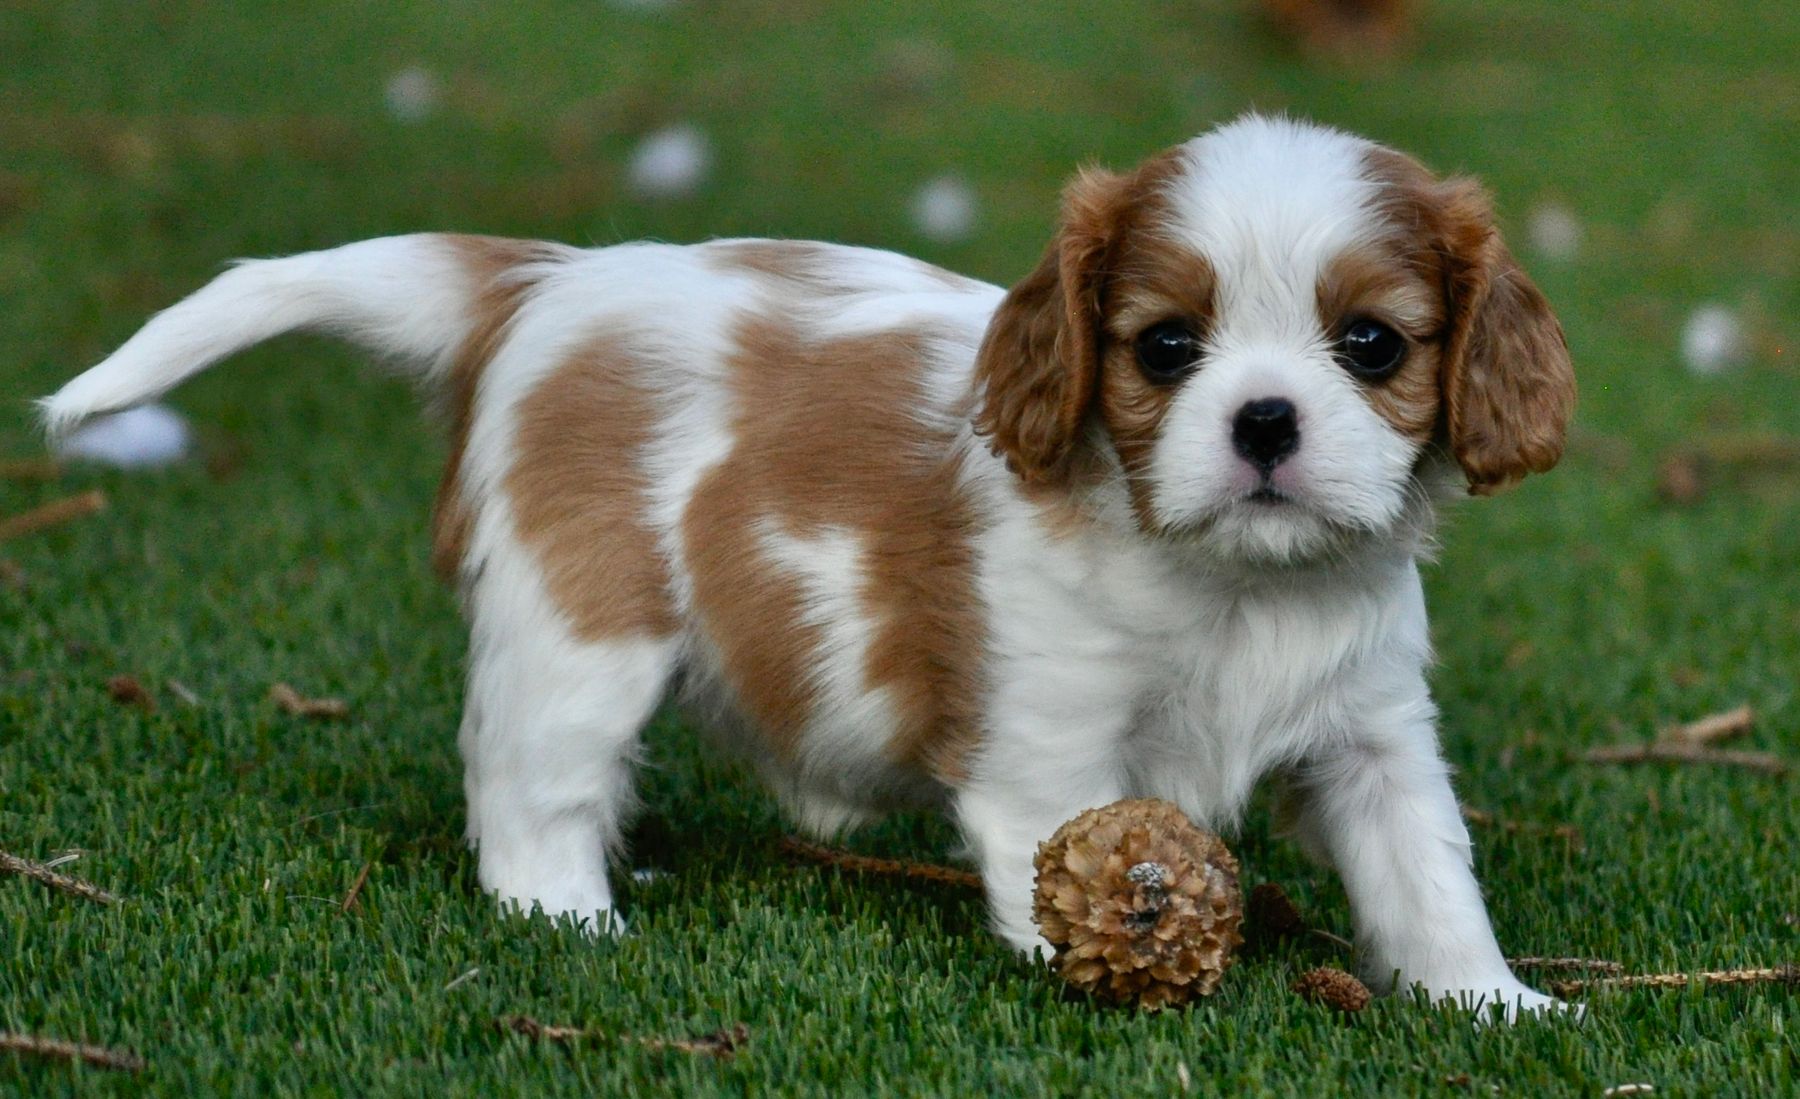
973;167;1130;483
1434;181;1578;496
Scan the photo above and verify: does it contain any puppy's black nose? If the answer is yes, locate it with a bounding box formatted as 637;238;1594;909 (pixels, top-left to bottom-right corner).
1231;397;1300;472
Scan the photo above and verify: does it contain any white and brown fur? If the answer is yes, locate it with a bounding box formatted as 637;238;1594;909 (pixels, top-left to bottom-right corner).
42;116;1576;1018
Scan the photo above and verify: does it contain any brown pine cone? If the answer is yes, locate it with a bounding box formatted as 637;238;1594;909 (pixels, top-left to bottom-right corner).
1032;798;1244;1010
1292;966;1372;1013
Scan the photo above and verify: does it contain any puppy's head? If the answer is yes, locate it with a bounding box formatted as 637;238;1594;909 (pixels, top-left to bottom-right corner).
974;115;1575;564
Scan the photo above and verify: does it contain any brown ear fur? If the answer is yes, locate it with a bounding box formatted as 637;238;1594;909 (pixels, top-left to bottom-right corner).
972;168;1129;482
1428;178;1577;495
1366;149;1576;494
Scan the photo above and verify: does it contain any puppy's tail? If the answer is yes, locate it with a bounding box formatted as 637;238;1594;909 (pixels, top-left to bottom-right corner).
38;233;567;439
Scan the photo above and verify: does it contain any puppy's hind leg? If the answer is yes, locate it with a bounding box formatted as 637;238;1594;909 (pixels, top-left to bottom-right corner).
459;548;679;936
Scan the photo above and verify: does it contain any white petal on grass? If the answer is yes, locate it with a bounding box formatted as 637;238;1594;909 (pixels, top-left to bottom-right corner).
1526;202;1582;261
909;174;978;243
626;123;712;200
1680;304;1746;376
56;404;192;469
384;66;441;124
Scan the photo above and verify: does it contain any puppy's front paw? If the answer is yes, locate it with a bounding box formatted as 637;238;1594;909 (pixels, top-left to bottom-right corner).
1463;982;1583;1026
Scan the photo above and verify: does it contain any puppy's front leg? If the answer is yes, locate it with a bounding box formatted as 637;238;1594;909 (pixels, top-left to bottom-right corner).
1289;697;1564;1022
955;723;1126;956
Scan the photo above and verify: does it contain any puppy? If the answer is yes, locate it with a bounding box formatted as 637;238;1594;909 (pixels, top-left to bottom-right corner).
43;114;1575;1018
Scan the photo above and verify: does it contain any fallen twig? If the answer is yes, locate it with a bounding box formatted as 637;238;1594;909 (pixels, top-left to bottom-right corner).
443;967;481;992
339;861;373;913
1550;964;1798;998
269;682;350;720
1461;806;1583;846
500;1015;749;1059
1658;434;1800;505
1507;956;1625;975
1308;928;1355;952
165;679;200;706
1661;704;1755;746
0;490;107;543
0;458;63;481
0;848;119;905
0;1031;144;1072
1581;742;1788;775
778;836;982;890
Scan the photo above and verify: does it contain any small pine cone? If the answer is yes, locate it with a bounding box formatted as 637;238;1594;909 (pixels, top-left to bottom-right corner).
1247;882;1307;939
1032;798;1244;1010
1292;967;1372;1013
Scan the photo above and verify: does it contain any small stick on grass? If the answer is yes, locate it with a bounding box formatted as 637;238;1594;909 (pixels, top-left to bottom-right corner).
501;1015;749;1059
1550;964;1799;998
1308;928;1355;952
269;682;350;720
1462;806;1583;847
1581;742;1788;775
339;861;373;913
0;490;107;543
1661;704;1755;746
778;836;982;890
0;1032;144;1072
1507;957;1626;975
0;458;63;481
0;848;119;905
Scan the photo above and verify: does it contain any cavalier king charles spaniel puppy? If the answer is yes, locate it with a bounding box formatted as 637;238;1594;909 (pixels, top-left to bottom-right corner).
44;114;1576;1019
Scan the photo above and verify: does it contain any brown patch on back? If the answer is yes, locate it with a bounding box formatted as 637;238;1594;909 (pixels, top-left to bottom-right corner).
704;239;839;283
682;317;985;780
706;238;986;294
432;234;565;583
506;338;678;639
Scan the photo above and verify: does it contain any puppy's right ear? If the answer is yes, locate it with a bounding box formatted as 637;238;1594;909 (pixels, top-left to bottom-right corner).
973;168;1129;482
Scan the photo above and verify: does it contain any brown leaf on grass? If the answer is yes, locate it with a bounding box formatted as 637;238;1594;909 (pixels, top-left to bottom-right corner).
0;559;24;589
0;1031;144;1072
500;1016;749;1059
106;675;155;713
0;490;107;542
270;682;350;720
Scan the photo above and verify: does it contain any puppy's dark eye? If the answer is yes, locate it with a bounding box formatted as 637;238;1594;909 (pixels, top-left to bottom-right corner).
1134;322;1203;382
1336;319;1407;381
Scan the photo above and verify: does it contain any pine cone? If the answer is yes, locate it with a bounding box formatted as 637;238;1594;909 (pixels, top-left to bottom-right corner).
1292;967;1372;1013
1032;798;1244;1010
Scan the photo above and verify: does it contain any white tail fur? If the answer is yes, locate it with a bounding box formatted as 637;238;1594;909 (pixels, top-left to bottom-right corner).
39;234;506;439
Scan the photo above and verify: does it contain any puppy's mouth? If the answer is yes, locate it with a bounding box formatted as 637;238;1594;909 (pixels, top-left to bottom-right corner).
1245;485;1290;505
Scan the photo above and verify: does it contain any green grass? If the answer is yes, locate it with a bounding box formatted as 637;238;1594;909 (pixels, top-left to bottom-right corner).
2;1;1797;1094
